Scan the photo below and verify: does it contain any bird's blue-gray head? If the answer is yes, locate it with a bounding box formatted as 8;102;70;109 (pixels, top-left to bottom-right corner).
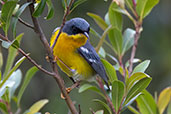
63;18;90;38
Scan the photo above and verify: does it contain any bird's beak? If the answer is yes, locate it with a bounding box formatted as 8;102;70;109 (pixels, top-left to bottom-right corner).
83;32;89;39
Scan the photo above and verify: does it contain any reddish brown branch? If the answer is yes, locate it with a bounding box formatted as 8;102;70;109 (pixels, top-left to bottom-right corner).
51;0;75;49
97;77;115;113
128;22;142;75
26;0;78;113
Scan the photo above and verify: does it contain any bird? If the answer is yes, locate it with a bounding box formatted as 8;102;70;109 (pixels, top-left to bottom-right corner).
50;17;109;88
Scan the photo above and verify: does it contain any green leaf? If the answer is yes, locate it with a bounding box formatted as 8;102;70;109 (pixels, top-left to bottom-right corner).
94;110;104;114
124;75;152;106
136;90;158;114
78;84;105;99
98;47;106;58
90;28;101;38
127;105;140;114
112;80;124;112
26;99;49;114
70;0;87;13
108;27;123;56
125;58;141;68
132;60;150;74
33;0;46;17
12;2;31;37
17;66;38;106
101;59;117;83
8;69;22;100
122;28;136;55
136;0;159;20
11;33;24;49
1;40;12;49
126;72;148;92
157;87;171;114
93;99;112;114
0;56;26;89
44;0;54;20
87;12;108;31
1;1;17;36
3;33;23;78
0;48;3;70
109;2;122;30
167;100;171;114
0;102;8;114
105;13;110;25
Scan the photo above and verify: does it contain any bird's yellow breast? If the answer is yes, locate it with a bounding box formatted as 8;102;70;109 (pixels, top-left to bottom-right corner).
50;30;95;80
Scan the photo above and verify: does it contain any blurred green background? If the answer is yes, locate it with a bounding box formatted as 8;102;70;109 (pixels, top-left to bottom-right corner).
1;0;171;113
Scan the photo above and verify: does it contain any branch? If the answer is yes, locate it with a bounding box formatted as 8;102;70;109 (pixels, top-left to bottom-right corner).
26;0;78;113
0;34;54;76
97;77;116;113
51;0;75;49
18;17;34;30
128;21;142;74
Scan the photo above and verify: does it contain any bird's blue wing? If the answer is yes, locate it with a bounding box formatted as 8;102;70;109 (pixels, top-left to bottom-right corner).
78;40;109;85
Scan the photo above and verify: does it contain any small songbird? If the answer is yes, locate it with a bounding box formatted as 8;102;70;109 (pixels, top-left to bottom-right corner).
50;18;109;86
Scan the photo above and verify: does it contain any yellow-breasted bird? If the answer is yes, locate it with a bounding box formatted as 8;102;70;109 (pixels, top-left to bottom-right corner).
50;18;109;86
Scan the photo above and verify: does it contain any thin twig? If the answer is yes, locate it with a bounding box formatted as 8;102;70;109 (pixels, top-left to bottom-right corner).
96;77;116;113
128;21;142;75
27;0;78;113
0;34;54;76
0;99;13;114
51;0;75;49
18;17;34;30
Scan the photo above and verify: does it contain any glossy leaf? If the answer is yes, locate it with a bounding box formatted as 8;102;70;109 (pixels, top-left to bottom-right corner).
11;33;24;49
167;100;171;114
0;49;3;70
70;0;87;13
8;69;22;100
122;28;136;55
132;60;150;74
136;0;159;20
1;1;17;36
93;99;112;114
3;33;23;78
105;13;110;25
157;87;171;114
95;110;104;114
1;40;11;49
0;56;26;88
12;2;31;37
17;66;38;106
87;12;108;31
26;99;49;114
127;105;140;114
124;75;152;106
44;0;54;20
78;84;105;99
98;47;106;58
109;2;122;30
0;102;8;114
136;90;158;114
90;28;101;38
126;72;148;91
101;59;118;82
108;27;123;56
112;80;124;112
125;58;141;68
33;0;46;17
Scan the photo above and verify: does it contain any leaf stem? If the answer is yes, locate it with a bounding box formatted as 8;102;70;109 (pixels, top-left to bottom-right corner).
96;77;116;114
96;25;112;52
